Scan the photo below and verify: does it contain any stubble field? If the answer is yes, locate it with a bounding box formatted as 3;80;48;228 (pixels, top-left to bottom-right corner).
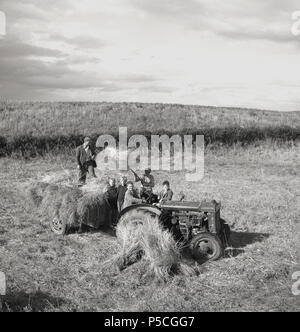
0;142;299;312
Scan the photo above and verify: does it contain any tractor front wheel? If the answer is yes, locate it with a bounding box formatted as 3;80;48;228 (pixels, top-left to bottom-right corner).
190;233;224;263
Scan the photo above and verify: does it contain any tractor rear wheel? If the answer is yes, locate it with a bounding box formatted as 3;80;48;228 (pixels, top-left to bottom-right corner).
190;233;224;263
50;217;68;235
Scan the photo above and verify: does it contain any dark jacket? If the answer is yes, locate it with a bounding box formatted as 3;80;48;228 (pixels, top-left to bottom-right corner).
76;145;95;168
159;189;173;203
103;186;118;226
103;186;118;210
117;185;127;207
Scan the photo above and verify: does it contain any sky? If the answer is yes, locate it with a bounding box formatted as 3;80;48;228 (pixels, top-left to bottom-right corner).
0;0;299;111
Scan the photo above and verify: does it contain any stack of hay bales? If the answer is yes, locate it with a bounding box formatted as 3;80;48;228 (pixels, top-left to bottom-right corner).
107;213;196;282
26;182;110;231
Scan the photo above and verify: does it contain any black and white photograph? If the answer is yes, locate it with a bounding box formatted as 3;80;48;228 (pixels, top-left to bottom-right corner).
0;0;299;316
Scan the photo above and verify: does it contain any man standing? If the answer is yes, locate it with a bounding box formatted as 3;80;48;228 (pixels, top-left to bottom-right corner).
117;175;128;212
76;137;97;186
123;182;143;209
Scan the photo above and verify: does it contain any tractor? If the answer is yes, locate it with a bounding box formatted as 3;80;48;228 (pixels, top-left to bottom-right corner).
48;185;230;263
118;196;231;263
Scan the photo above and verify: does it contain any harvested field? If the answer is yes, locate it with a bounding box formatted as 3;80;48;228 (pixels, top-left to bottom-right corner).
0;143;299;312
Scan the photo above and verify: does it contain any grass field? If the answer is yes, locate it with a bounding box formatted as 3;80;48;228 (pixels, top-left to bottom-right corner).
0;142;299;312
1;101;300;139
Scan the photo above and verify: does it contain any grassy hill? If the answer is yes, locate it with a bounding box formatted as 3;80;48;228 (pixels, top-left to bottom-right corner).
1;101;300;137
0;101;299;157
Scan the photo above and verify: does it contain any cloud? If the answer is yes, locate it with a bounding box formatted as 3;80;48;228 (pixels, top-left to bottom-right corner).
0;0;73;22
137;85;176;93
218;29;299;44
0;55;153;91
117;73;159;84
0;0;299;110
131;0;205;20
48;34;108;49
0;38;65;58
0;35;160;97
131;0;299;45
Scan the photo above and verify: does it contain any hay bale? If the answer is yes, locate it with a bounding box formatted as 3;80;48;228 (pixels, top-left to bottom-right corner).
140;221;182;281
77;192;109;229
24;182;110;230
26;182;51;207
108;212;196;282
113;220;145;271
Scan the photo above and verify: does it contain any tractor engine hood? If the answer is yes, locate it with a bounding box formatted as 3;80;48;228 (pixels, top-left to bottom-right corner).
160;200;220;212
